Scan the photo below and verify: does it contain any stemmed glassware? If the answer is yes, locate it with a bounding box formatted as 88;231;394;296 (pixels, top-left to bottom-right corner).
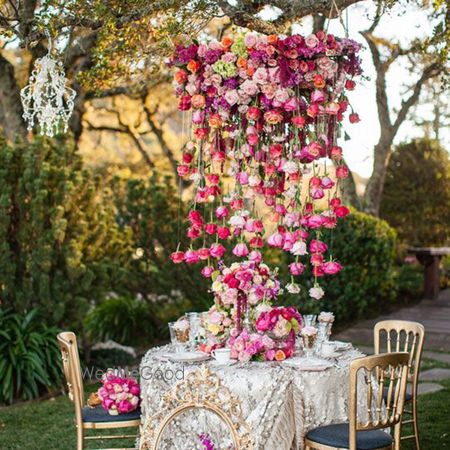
186;312;201;350
168;321;190;353
300;326;318;359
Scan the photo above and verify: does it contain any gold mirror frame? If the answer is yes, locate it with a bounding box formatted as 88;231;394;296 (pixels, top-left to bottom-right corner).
140;365;254;450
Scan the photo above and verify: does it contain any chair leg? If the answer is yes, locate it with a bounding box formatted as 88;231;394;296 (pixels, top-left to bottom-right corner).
76;425;84;450
412;397;420;450
393;423;401;450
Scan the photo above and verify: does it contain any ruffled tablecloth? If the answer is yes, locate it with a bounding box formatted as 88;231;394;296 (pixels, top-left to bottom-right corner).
139;345;366;450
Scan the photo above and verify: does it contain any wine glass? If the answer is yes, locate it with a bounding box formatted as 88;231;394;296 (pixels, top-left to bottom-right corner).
186;312;201;350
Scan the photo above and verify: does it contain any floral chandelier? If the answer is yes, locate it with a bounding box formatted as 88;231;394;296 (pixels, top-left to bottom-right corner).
20;32;76;137
170;31;362;300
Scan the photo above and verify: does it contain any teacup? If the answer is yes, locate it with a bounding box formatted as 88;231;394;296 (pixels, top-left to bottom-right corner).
321;341;336;358
212;348;231;364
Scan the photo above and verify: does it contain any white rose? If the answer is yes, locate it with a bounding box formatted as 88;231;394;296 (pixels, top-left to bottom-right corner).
309;286;325;300
282;160;298;174
291;241;308;256
286;283;301;294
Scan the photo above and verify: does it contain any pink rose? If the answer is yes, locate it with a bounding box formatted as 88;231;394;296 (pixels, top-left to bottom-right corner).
289;262;305;276
224;89;239;106
170;251;185;264
249;250;262;263
184;250;199;264
205;223;217;235
283;98;298;111
307;214;326;229
217;226;231;239
244;34;257;48
210;243;226;259
305;34;319;48
336;166;349;179
252;67;268;84
215;206;229;219
321;176;335;189
311;90;325;103
310;240;328;253
201;266;214;278
267;232;284;248
323;261;343;275
232;243;249;257
240;79;258;96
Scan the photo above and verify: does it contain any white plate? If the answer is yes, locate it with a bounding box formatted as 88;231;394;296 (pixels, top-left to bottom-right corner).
331;341;352;350
282;357;333;371
167;351;210;363
321;351;341;359
209;359;238;367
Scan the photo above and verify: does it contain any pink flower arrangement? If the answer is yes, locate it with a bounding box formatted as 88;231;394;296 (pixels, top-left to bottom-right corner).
170;31;362;301
97;373;140;416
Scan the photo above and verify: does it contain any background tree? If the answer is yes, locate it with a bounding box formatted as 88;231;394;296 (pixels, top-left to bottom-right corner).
0;136;132;328
380;138;450;246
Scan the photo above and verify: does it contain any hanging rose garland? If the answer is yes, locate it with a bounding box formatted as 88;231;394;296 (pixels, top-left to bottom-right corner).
169;31;362;301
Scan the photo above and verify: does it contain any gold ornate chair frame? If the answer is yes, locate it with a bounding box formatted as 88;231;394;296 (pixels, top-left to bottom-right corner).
140;365;254;450
305;352;409;450
57;331;140;450
374;320;425;449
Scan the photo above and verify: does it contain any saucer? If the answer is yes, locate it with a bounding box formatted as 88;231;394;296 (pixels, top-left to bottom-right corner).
321;351;340;359
210;359;238;367
167;351;210;363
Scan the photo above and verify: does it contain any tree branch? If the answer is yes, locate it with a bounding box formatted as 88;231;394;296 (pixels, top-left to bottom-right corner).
361;31;392;131
142;98;190;188
392;62;442;135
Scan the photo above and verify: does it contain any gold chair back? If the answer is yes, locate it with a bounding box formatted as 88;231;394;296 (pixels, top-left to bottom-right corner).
374;320;425;387
57;331;84;429
140;365;254;450
349;352;409;449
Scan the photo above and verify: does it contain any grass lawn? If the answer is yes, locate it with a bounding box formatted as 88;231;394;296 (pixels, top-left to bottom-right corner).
1;380;449;449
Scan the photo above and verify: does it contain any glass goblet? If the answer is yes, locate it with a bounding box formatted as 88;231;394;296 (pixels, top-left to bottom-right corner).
301;332;318;359
303;314;318;328
186;312;201;350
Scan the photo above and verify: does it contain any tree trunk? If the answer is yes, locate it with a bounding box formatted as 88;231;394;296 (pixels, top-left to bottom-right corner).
363;134;393;216
0;54;28;141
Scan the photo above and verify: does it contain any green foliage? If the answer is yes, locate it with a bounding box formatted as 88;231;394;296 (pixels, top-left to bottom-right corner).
112;173;211;310
0;136;132;329
394;263;424;302
0;309;61;405
90;348;136;370
278;210;398;323
380;138;450;246
84;296;152;345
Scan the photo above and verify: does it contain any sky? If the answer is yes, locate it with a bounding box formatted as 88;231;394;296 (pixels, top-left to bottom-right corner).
286;1;449;178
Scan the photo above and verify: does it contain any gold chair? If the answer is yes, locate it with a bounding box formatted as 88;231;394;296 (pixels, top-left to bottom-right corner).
140;365;254;450
57;331;141;450
374;320;425;449
305;352;409;450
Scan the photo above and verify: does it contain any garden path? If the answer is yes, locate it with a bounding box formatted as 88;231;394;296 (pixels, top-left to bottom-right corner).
334;288;450;395
334;288;450;352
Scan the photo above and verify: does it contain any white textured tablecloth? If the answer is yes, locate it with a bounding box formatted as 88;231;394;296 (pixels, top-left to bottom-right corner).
139;345;366;450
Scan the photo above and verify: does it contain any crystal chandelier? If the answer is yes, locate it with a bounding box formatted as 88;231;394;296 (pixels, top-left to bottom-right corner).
20;31;76;137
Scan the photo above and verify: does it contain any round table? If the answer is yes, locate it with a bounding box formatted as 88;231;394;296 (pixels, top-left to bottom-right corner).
139;344;365;450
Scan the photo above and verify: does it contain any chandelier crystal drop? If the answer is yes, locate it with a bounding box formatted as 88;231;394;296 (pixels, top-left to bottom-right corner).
20;33;76;137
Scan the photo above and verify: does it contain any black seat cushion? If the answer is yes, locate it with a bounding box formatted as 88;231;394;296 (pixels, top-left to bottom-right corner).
306;423;392;450
383;386;412;403
82;406;141;423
